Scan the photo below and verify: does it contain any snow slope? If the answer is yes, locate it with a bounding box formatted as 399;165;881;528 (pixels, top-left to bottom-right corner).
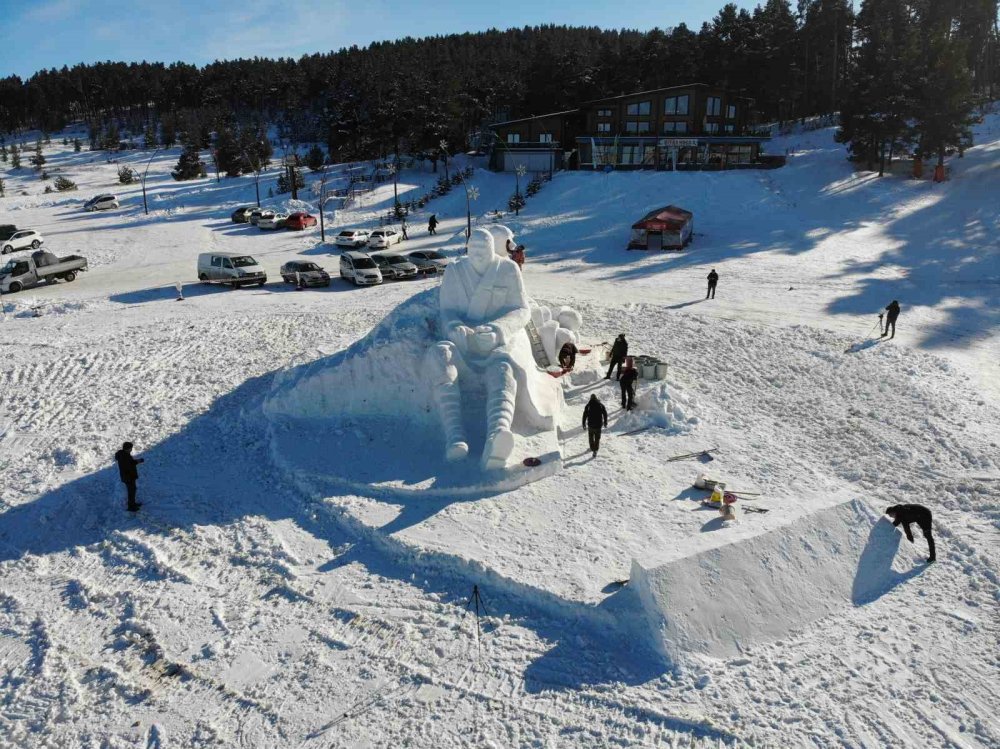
0;117;998;748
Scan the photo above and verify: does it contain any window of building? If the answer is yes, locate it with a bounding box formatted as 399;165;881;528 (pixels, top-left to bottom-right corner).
539;133;553;143
704;122;720;134
662;121;688;134
707;96;721;116
596;122;611;134
506;133;520;144
664;95;689;116
725;124;735;134
597;108;612;117
626;101;651;116
624;120;651;134
727;104;737;119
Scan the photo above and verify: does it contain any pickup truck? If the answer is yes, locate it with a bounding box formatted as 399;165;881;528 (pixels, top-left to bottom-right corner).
0;250;88;293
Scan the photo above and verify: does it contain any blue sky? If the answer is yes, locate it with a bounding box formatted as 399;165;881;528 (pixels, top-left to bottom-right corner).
1;0;759;80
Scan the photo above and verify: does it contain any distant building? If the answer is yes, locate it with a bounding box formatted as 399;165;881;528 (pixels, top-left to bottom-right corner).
488;84;776;173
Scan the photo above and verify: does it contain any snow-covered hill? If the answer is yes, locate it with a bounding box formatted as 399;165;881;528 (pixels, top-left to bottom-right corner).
0;118;998;748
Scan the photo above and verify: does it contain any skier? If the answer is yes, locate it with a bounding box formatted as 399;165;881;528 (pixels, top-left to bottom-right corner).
885;504;936;563
114;441;145;512
558;340;578;370
619;358;638;411
428;214;438;235
605;334;628;380
582;394;608;457
882;300;900;339
706;268;719;299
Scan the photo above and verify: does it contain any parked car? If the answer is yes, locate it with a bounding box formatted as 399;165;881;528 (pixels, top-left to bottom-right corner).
339;251;382;286
0;250;87;293
407;249;449;274
285;212;318;230
248;208;271;226
335;229;370;248
368;228;402;249
258;212;288;230
1;230;44;255
231;206;256;223
280;260;330;287
84;194;119;211
197;252;267;287
0;225;17;242
371;252;418;280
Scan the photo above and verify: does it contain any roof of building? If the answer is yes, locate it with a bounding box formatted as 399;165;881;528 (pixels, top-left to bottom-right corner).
632;205;694;230
583;83;709;105
489;109;580;128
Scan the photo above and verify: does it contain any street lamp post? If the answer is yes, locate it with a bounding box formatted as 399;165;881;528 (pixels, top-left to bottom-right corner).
141;148;160;215
514;163;527;216
438;140;478;247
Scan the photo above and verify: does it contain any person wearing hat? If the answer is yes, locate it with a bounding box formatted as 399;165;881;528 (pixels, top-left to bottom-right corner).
605;334;628;380
582;394;608;458
706;268;719;299
114;441;145;512
619;356;638;411
882;300;900;339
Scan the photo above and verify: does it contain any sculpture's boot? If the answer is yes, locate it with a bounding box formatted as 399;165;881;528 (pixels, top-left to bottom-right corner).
482;362;516;470
434;377;469;461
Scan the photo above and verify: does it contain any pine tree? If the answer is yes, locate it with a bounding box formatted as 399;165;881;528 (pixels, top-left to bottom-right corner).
73;138;82;152
161;117;177;148
0;144;7;163
30;141;46;169
118;165;137;184
144;124;158;149
171;143;206;180
11;145;20;168
53;176;77;191
0;177;5;197
276;166;305;194
305;144;325;171
215;125;243;177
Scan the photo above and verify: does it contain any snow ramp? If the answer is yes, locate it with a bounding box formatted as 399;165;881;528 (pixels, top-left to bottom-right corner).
630;498;925;664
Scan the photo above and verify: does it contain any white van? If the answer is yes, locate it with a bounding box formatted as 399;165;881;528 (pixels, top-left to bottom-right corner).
197;252;267;287
339;251;382;286
84;194;119;211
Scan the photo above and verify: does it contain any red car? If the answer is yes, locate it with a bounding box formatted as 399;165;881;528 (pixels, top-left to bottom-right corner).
285;212;318;230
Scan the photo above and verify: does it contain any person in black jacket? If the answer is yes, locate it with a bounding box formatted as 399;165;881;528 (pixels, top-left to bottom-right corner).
428;214;438;235
619;361;638;411
582;394;608;457
885;504;936;562
605;334;628;380
114;441;145;512
706;268;719;299
558;341;578;370
882;300;900;339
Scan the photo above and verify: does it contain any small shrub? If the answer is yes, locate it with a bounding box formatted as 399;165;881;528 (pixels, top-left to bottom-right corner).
118;165;137;184
45;185;53;194
508;192;526;212
53;176;78;192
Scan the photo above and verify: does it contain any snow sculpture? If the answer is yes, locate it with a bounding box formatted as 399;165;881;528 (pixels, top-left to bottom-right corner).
424;227;559;470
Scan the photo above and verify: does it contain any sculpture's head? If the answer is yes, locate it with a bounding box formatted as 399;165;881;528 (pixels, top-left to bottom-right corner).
468;228;495;273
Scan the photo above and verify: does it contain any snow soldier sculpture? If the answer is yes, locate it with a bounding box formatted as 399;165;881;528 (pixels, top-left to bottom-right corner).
425;227;558;469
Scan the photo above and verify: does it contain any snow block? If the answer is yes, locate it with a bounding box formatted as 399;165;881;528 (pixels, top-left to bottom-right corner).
630;498;924;664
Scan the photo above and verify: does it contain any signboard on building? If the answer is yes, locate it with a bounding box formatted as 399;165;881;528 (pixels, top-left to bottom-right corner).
659;138;699;147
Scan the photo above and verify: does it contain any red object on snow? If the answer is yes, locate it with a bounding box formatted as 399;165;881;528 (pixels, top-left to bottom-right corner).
579;348;592;355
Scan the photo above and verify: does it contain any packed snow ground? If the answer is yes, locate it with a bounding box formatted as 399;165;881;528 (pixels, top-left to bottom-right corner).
0;116;998;748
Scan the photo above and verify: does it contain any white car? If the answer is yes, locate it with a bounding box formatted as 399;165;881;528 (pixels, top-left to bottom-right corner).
84;194;119;211
339;251;383;286
406;249;450;273
367;228;402;249
1;230;44;255
197;252;267;287
335;229;371;248
258;212;288;230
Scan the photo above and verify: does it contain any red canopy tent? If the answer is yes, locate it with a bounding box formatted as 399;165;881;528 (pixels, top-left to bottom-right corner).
628;205;694;250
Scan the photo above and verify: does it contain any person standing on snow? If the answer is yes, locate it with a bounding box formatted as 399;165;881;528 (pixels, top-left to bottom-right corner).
619;358;638;411
706;268;719;299
114;441;145;512
882;300;900;339
582;394;609;457
428;214;438;235
605;334;628;380
885;504;936;562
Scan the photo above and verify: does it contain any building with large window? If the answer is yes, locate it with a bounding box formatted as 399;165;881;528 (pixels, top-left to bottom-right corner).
488;84;777;172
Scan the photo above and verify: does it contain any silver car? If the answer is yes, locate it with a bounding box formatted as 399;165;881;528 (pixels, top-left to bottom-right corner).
371;252;418;280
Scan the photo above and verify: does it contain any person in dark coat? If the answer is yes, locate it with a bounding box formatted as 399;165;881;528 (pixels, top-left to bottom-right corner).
582;394;608;457
428;214;438;235
558;341;578;370
885;504;936;562
114;441;145;512
605;334;628;380
619;360;638;411
706;269;719;299
882;300;900;339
